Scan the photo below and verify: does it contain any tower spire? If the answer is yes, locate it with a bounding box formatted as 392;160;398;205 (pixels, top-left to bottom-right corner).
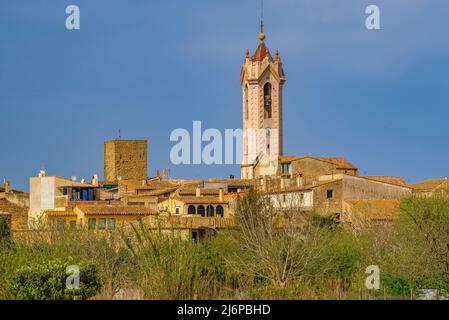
259;0;266;41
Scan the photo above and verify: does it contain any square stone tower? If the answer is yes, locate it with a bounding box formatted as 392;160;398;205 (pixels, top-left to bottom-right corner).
104;140;148;182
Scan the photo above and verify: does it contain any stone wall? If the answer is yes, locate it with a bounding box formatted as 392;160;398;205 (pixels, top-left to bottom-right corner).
313;180;344;214
289;158;341;186
104;140;148;182
343;175;411;199
0;199;28;231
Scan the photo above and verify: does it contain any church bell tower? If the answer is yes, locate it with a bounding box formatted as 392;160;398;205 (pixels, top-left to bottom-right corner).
240;24;286;179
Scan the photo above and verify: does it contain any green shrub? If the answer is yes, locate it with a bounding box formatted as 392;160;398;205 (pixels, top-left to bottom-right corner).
8;259;100;300
412;273;449;293
0;215;11;241
381;274;411;298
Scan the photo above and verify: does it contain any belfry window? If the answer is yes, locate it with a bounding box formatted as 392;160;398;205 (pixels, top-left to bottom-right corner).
264;83;272;119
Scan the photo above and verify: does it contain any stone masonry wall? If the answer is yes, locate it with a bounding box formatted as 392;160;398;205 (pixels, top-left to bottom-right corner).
104;140;148;182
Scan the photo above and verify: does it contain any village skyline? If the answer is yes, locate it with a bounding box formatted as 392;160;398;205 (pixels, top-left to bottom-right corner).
1;0;449;191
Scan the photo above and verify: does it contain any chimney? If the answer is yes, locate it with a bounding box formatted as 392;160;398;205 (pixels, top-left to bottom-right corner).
3;180;11;193
196;188;201;197
218;188;224;202
92;174;99;187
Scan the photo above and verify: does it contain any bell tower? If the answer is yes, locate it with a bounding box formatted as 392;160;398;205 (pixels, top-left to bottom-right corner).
240;26;286;179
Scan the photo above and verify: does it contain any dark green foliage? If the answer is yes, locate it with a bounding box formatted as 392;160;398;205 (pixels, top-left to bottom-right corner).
8;259;100;300
381;274;411;298
0;215;11;241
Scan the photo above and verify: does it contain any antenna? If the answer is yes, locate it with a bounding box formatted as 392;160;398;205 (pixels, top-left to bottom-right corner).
118;129;122;140
260;0;264;34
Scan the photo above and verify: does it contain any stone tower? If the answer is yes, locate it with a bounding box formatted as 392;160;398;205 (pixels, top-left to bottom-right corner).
240;32;286;179
104;140;148;182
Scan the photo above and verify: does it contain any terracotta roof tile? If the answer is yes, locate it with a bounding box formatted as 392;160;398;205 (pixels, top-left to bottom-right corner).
279;155;357;170
46;210;77;217
363;176;408;187
171;196;227;205
411;178;449;191
345;199;400;220
251;43;273;62
76;204;156;216
317;157;357;170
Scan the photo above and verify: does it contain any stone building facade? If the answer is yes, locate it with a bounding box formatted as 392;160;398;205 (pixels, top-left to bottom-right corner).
104;140;148;182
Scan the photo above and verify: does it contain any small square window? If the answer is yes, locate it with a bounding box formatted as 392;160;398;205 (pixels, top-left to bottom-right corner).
327;190;334;199
108;218;116;230
88;218;96;230
98;218;106;230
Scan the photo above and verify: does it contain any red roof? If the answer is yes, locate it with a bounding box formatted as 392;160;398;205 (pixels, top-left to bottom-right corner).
318;157;357;170
279;155;357;170
251;43;273;62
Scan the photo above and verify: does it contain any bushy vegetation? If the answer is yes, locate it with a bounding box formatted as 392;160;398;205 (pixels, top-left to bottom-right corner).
9;259;100;300
0;215;11;246
1;191;449;299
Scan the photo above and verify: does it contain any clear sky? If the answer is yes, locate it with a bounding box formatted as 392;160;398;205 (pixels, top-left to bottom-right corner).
1;0;448;191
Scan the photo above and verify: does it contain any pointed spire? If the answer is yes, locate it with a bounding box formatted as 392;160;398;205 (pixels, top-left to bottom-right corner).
246;48;249;58
275;49;279;61
259;0;266;42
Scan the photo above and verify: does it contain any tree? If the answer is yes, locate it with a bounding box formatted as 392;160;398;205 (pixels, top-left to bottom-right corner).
233;189;327;289
399;195;449;278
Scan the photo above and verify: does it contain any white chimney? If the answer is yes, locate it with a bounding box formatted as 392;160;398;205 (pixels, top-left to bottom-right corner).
196;188;201;197
92;174;99;186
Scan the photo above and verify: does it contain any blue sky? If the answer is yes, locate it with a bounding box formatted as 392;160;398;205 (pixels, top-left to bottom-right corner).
1;0;449;190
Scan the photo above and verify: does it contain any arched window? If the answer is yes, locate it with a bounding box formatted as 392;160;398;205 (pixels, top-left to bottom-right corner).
197;205;205;217
264;83;272;119
244;85;249;120
206;205;215;217
216;205;224;217
187;205;196;215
